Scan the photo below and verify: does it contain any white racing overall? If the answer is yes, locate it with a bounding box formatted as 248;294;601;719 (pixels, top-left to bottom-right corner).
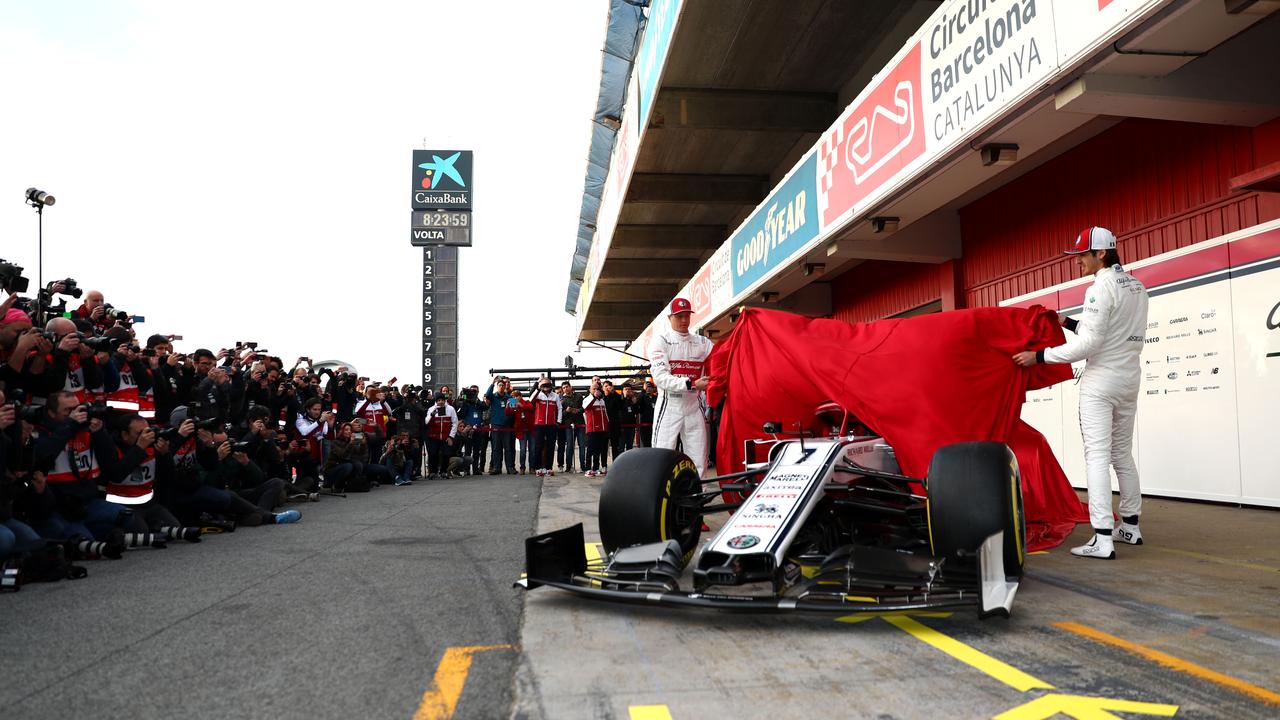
1044;264;1149;530
647;328;714;477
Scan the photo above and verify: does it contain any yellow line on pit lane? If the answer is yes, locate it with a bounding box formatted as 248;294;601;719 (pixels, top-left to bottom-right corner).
1056;621;1280;707
628;705;673;720
883;616;1053;692
413;645;514;720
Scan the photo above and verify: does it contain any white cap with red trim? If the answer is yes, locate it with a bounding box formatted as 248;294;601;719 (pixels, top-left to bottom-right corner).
669;297;693;315
1064;226;1117;255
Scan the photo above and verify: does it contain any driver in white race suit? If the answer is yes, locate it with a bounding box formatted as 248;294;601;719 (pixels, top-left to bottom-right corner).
648;298;714;477
1014;227;1150;560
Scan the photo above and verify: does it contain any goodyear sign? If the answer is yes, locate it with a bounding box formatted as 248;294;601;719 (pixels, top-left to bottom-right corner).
731;152;818;295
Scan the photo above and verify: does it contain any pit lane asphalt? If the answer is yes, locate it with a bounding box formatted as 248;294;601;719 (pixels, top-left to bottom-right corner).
0;473;541;720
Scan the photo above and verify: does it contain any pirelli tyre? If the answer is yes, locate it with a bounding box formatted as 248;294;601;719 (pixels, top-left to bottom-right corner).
598;448;703;562
925;442;1025;577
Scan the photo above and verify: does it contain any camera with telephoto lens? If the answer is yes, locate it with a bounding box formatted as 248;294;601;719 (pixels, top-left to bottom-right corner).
194;418;223;432
78;402;113;422
80;336;119;353
10;401;43;425
150;425;182;443
102;305;132;323
231;439;256;453
0;260;30;294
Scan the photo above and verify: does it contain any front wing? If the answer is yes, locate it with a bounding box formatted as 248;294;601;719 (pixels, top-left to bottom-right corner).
516;524;1018;619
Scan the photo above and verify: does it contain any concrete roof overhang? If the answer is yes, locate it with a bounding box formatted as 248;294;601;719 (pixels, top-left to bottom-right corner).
577;0;939;341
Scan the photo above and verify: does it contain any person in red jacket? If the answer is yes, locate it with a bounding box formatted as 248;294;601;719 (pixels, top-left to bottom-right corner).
424;395;458;479
353;386;391;460
528;378;562;477
582;381;610;478
511;390;534;475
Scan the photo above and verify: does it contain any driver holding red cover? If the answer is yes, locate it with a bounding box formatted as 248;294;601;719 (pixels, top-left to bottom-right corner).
647;298;714;477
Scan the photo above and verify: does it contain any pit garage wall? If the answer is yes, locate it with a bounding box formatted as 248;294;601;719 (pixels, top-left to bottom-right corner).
830;117;1280;321
828;116;1280;505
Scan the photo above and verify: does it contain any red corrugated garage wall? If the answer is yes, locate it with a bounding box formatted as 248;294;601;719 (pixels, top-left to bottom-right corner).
827;117;1280;320
960;118;1280;308
830;260;940;324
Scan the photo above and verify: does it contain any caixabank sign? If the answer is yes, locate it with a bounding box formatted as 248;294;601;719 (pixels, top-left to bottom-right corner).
412;150;472;210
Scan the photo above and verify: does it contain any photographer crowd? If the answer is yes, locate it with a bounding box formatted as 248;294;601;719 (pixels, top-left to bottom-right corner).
0;268;661;588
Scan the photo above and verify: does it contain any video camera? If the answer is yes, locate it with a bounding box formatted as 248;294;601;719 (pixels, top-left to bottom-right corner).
0;260;30;294
52;278;82;299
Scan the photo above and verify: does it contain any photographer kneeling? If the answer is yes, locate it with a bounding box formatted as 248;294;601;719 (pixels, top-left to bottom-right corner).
323;420;393;491
163;407;298;527
292;398;333;493
32;392;131;540
204;426;298;525
107;414;201;544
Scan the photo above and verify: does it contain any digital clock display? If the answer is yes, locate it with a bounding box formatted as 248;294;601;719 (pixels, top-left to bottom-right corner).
414;211;470;228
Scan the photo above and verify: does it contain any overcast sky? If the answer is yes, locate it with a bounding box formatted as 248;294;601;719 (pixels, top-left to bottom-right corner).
0;0;618;386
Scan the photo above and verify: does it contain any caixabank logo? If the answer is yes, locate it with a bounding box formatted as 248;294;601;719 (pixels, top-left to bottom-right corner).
412;150;472;210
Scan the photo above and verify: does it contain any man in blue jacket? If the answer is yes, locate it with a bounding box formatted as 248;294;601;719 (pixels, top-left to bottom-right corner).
458;385;488;475
485;376;515;474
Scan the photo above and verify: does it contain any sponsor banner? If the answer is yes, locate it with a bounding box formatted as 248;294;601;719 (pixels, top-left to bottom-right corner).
732;153;820;295
1053;0;1164;66
923;0;1056;152
635;0;685;131
1007;220;1280;507
412;150;472;210
577;72;642;326
816;45;926;230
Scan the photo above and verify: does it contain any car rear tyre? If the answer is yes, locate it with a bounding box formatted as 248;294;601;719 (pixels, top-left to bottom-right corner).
925;442;1025;577
598;448;703;562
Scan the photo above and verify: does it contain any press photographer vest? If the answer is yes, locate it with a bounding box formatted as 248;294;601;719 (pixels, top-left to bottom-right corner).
173;437;199;471
105;446;156;505
584;398;609;433
47;430;100;484
106;362;141;411
60;353;90;405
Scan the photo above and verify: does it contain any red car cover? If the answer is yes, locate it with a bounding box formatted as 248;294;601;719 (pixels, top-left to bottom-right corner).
705;307;1088;551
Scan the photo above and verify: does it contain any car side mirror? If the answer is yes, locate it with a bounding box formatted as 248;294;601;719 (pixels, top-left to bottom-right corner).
762;421;781;434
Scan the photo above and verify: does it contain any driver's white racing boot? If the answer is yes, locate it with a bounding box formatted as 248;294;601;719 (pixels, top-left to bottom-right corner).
1070;533;1115;559
1115;522;1143;545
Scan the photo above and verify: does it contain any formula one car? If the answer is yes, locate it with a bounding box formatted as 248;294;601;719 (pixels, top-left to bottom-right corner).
518;403;1025;619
